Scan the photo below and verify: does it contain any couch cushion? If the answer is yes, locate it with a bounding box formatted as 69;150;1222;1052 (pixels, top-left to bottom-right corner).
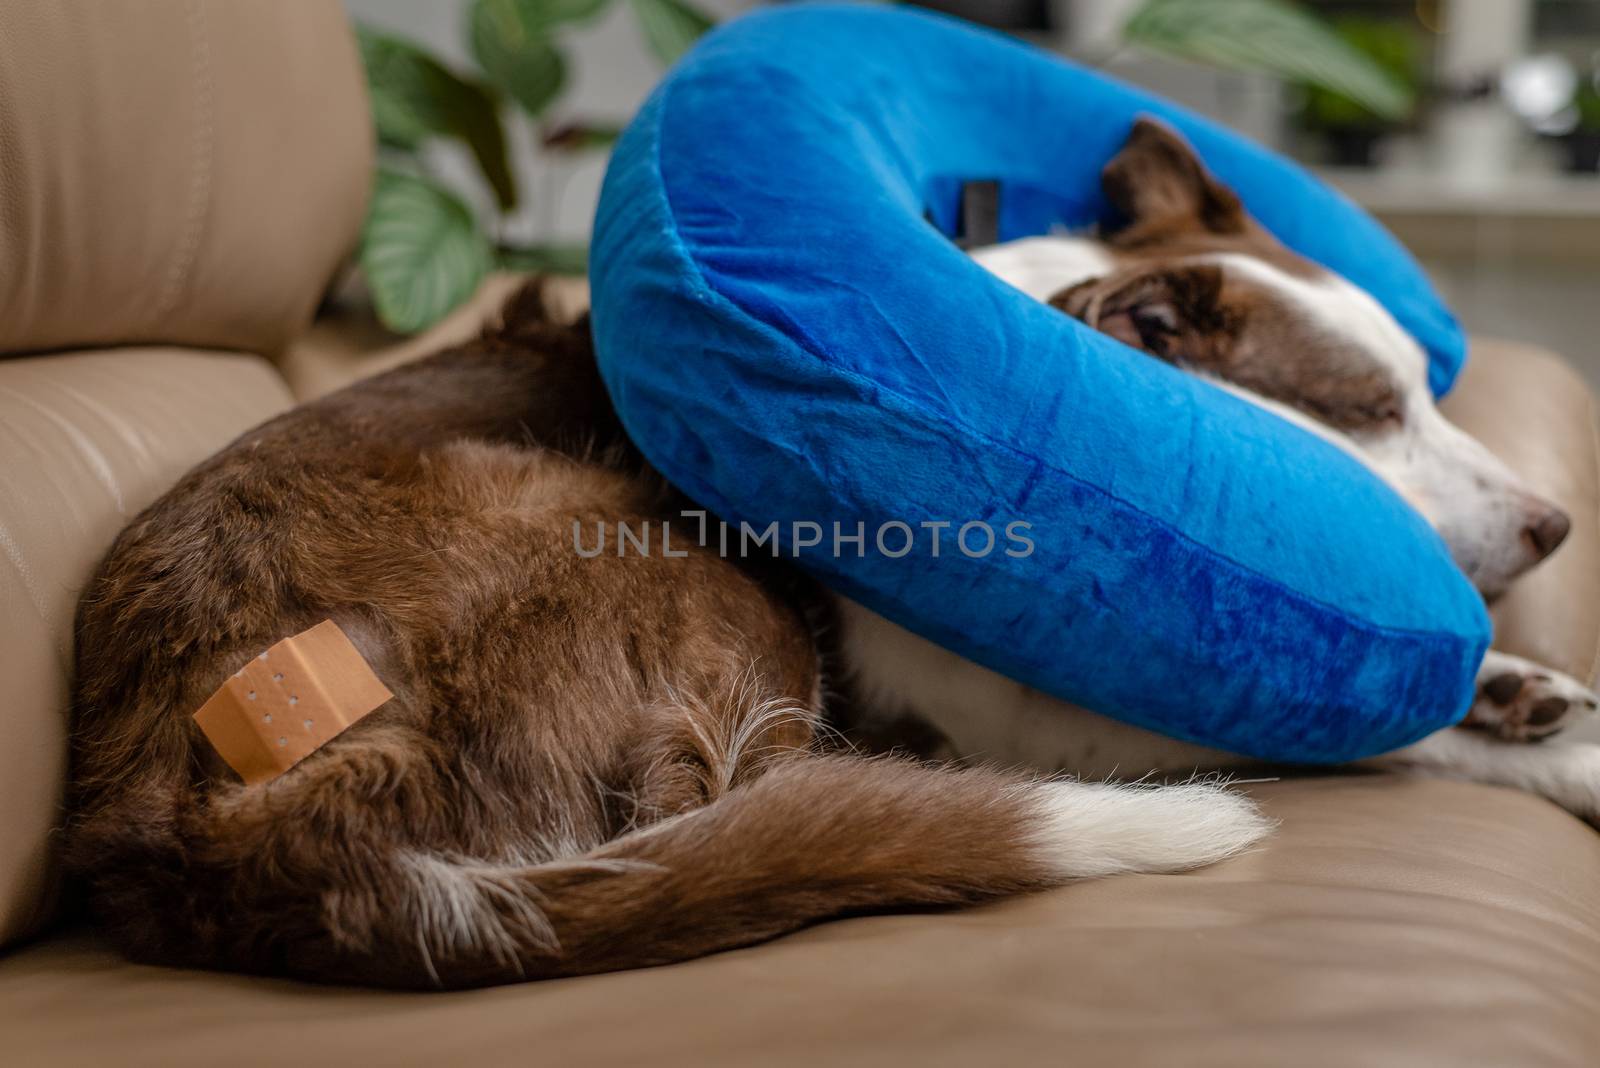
0;350;293;947
4;776;1599;1067
0;0;370;356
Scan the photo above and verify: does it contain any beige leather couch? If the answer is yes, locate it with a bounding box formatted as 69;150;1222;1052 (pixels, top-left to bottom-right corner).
4;4;1600;1065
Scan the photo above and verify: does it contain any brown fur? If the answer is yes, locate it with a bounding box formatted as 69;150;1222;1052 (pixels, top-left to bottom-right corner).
65;285;1071;989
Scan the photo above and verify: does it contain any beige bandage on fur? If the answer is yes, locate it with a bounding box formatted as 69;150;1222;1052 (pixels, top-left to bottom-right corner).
193;620;393;785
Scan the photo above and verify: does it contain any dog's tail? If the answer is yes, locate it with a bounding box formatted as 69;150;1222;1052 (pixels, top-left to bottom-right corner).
417;755;1267;986
73;743;1267;989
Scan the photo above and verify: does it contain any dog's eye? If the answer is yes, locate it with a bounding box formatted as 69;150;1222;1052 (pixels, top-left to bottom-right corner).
1311;392;1406;435
1355;391;1405;430
1130;304;1178;353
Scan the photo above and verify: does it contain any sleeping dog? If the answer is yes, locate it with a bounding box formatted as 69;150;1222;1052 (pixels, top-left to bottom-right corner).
66;121;1597;989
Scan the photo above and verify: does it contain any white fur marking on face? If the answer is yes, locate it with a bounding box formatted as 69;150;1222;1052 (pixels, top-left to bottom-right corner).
971;235;1558;594
969;237;1114;303
1203;252;1432;395
1193;253;1555;592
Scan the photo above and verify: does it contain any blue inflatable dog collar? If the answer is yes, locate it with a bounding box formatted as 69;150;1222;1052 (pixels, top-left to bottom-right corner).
589;3;1489;762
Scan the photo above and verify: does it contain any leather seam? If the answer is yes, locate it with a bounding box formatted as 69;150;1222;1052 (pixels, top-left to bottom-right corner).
0;522;54;646
152;0;215;327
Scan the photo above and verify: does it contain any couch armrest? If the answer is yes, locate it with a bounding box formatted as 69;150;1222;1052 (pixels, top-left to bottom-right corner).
0;349;293;949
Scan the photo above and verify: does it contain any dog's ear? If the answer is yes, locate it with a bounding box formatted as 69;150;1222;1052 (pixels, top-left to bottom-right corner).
1048;264;1235;360
1100;118;1247;238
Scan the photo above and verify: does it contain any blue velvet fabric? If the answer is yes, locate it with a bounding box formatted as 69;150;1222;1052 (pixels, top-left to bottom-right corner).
589;3;1490;762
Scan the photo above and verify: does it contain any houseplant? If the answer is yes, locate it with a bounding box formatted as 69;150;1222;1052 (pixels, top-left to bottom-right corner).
356;0;715;334
357;0;1414;334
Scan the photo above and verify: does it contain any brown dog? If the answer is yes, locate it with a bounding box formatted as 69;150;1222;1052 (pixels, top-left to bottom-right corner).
77;120;1593;989
67;287;1264;989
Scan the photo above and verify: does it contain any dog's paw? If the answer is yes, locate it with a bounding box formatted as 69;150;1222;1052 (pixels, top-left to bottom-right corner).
1466;651;1599;742
1522;744;1600;825
1029;779;1274;880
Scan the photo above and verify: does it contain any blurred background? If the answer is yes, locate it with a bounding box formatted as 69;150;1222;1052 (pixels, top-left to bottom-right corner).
349;0;1600;381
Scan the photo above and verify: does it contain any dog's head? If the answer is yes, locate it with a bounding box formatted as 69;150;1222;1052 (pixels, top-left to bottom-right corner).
1046;118;1568;599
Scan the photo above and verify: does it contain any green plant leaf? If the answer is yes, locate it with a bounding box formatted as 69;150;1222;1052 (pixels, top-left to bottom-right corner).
1302;16;1420;130
356;26;519;210
445;79;521;211
1123;0;1414;122
470;0;569;118
497;242;590;275
627;0;714;66
358;26;452;148
360;170;492;334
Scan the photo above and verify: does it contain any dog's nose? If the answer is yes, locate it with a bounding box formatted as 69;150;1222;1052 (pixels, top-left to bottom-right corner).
1525;505;1572;562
